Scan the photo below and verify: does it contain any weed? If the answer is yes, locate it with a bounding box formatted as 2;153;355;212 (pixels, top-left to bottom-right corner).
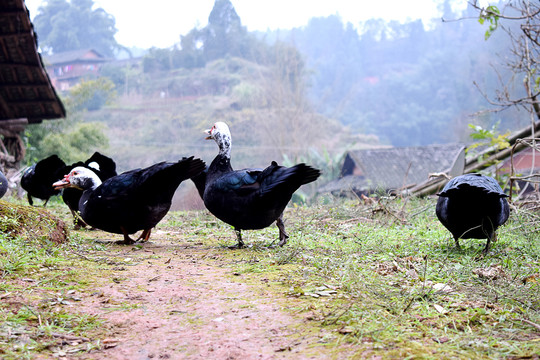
201;197;540;358
0;196;538;358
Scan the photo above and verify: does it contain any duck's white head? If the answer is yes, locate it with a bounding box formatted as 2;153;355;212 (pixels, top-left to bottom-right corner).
205;122;231;158
52;166;102;191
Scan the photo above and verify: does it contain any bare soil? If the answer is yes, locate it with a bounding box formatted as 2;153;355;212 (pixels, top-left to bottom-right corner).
61;229;348;360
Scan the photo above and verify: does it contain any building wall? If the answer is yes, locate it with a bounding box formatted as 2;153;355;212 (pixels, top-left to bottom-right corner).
45;50;106;91
499;148;540;173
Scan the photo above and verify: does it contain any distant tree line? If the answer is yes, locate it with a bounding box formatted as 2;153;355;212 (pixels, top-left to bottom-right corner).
31;0;531;148
140;0;298;73
280;1;525;146
32;0;121;57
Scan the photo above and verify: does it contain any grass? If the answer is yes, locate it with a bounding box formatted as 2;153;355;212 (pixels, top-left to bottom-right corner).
334;203;534;356
0;199;106;359
0;194;539;358
167;196;540;359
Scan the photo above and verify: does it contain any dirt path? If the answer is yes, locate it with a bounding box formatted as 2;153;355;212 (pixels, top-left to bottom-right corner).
69;230;343;360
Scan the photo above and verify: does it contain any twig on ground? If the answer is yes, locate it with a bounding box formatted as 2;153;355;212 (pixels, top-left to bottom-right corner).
518;319;540;332
49;332;90;342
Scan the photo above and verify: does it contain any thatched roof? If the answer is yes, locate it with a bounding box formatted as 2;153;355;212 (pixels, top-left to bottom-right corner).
44;48;107;66
0;0;65;124
320;143;465;196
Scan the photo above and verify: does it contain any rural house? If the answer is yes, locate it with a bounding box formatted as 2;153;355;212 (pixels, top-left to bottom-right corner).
498;147;540;194
44;49;108;91
0;0;65;173
319;143;465;197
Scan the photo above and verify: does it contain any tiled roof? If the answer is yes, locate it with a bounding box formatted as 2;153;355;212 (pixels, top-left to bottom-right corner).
320;143;465;195
44;49;107;66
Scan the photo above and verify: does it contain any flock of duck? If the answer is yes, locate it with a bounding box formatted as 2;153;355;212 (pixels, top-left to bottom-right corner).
19;122;320;247
14;121;509;252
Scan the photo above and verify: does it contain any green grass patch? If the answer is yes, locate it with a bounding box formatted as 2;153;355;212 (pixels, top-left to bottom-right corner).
0;202;109;358
0;195;538;359
184;197;540;359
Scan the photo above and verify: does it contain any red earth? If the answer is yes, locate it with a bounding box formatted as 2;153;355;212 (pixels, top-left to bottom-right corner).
47;229;352;360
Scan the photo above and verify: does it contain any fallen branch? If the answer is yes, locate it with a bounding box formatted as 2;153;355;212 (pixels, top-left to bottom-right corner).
49;332;90;342
518;318;540;332
340;217;373;224
411;122;540;197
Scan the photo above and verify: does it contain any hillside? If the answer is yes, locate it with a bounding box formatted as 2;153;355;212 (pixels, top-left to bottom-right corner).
88;58;377;169
82;57;380;209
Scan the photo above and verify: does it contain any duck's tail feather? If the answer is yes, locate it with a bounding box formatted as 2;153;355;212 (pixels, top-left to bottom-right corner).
179;156;207;180
138;156;206;197
260;162;320;197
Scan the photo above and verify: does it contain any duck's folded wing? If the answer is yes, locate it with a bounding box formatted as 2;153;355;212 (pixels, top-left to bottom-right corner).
97;158;205;200
216;169;262;194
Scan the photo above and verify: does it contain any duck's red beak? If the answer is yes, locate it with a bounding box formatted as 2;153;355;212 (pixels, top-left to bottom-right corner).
205;125;215;140
52;174;70;190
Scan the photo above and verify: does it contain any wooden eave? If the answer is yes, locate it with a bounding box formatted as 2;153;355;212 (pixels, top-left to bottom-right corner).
0;0;66;124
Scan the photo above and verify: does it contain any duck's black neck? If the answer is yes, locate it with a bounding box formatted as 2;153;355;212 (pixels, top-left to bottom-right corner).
208;154;232;177
81;176;101;191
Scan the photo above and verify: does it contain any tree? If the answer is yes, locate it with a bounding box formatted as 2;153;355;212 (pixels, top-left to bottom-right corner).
202;0;253;61
142;47;175;73
66;77;117;111
33;0;119;57
141;0;255;73
37;122;109;164
471;0;540;122
24;79;113;164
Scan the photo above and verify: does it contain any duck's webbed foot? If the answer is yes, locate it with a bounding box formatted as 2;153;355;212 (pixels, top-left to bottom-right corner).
135;229;152;243
228;229;245;249
116;236;136;245
276;215;289;247
453;237;461;251
115;227;136;245
483;232;495;254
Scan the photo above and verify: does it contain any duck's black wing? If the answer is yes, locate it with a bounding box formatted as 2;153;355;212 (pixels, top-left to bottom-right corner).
34;155;66;178
94;157;205;205
80;157;205;235
20;164;35;191
439;173;507;197
0;170;8;198
21;155;66;204
209;162;320;199
84;152;117;180
212;168;263;194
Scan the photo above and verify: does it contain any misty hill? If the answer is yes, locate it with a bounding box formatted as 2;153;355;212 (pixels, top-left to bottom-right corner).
102;5;524;151
81;2;526;173
85;57;377;176
263;10;524;147
33;0;526;153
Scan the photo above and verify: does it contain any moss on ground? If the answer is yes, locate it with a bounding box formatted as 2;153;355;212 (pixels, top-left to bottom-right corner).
0;200;69;244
